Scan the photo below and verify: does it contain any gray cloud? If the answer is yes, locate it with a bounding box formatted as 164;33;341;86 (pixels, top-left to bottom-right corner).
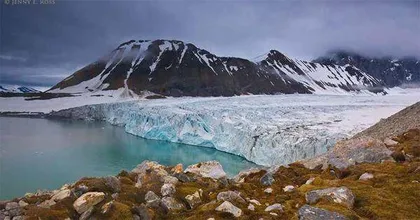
0;0;419;89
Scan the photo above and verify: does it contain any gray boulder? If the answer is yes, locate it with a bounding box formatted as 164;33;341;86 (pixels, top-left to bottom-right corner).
161;183;176;197
260;172;275;186
184;161;226;179
359;173;374;180
79;207;94;220
132;204;152;220
298;205;348;220
5;202;21;217
265;203;284;212
185;190;202;209
160;197;185;211
216;191;246;204
301;137;393;170
145;191;161;208
306;187;355;209
104;176;121;193
215;201;242;217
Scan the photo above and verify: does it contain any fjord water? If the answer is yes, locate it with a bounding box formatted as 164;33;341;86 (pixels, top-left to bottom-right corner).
0;117;256;199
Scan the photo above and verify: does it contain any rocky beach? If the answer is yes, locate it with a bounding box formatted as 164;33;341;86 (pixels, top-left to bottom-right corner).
1;102;419;220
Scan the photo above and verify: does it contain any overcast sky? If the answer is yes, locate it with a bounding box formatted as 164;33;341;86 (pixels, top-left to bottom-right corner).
0;0;419;90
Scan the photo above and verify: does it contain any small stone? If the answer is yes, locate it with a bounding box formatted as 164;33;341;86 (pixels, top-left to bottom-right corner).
111;193;119;199
298;204;347;220
249;199;261;206
217;191;246;204
185;191;201;208
133;215;141;220
248;204;255;211
207;218;215;220
18;200;28;207
161;183;176;197
359;172;374;180
215;201;242;217
79;207;94;220
270;212;278;216
145;191;160;208
265;203;284;212
12;216;24;220
135;176;142;188
160;197;185;211
104;176;121;193
73;192;105;214
306;187;355;209
73;184;89;197
171;164;183;174
51;189;72;201
260;172;275;186
305;177;315;185
24;193;34;197
283;185;295;192
264;188;273;194
184;161;227;179
38;199;56;208
384;138;398;147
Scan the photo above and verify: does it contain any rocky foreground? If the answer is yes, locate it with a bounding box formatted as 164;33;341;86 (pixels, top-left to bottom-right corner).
1;104;419;219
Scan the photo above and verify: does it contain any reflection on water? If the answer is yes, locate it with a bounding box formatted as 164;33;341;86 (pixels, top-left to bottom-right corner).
0;117;257;199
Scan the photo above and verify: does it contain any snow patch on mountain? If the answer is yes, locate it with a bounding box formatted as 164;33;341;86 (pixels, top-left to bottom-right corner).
0;85;39;93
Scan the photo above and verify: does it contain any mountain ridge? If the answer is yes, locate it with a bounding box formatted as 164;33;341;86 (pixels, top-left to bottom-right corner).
0;85;39;93
314;50;420;87
48;39;386;96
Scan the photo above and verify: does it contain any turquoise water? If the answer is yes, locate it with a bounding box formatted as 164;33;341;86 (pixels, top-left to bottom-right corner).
0;117;256;199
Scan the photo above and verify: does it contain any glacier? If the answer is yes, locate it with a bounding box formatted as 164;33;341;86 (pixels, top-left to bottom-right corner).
49;93;420;166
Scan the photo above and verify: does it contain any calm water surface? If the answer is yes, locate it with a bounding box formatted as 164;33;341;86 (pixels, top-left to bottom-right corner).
0;117;256;199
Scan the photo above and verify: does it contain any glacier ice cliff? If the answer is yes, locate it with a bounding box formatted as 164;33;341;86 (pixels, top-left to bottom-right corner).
49;94;417;166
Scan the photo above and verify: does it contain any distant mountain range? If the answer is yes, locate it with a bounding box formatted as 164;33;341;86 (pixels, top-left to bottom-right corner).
0;85;39;93
314;50;419;87
48;39;387;96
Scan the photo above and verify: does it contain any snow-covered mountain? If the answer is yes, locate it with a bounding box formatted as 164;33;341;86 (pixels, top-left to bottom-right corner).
0;85;39;93
49;40;385;96
315;50;420;87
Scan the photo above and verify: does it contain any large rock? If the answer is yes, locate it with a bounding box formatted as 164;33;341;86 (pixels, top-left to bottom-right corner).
306;187;355;209
104;176;121;193
216;191;246;204
160;197;185;211
184;161;226;179
5;202;21;217
132;204;152;220
161;183;176;197
79;207;94;220
215;201;242;217
185;191;202;208
73;192;105;214
260;172;275;186
38;199;56;208
51;189;72;201
145;191;161;208
233;168;262;183
301;137;393;169
132;161;169;181
298;205;348;220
